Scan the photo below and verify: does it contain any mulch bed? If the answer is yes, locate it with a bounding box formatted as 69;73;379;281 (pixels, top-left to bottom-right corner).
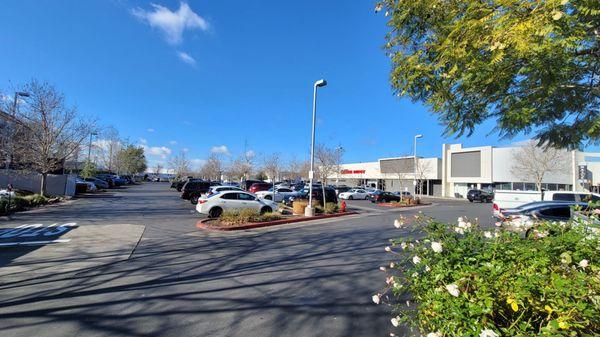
197;211;359;231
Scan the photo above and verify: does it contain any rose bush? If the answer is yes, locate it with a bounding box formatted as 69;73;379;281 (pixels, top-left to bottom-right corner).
376;214;600;336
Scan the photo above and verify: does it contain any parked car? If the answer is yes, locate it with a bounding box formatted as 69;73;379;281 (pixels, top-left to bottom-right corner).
181;180;212;202
249;182;273;194
392;191;414;199
75;178;97;193
255;187;299;202
241;180;267;191
285;187;338;206
338;188;369;200
497;201;591;234
196;191;278;218
367;191;401;203
84;177;109;189
493;190;600;218
193;185;244;204
467;189;494;203
333;186;352;195
95;174;116;187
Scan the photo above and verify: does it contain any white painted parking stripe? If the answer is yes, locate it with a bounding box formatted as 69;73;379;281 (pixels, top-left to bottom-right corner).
0;239;71;247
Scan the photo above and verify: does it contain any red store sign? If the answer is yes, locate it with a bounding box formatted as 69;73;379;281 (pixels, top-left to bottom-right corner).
340;169;366;175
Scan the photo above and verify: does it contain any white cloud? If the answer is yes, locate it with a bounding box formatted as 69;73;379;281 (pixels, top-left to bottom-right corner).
147;128;155;132
131;2;208;45
211;145;229;155
177;51;196;65
169;140;178;145
191;158;207;170
145;146;172;159
139;138;148;145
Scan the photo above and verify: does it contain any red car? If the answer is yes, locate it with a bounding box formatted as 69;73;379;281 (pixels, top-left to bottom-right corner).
249;182;272;194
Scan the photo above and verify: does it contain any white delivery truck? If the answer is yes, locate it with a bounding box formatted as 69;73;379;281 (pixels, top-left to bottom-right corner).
492;190;600;218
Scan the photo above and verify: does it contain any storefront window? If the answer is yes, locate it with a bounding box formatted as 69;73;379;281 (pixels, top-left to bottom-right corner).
524;183;536;191
512;182;525;190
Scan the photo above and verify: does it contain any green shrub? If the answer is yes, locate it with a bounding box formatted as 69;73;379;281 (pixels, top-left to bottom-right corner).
324;202;339;214
219;209;282;226
23;194;48;207
377;214;600;336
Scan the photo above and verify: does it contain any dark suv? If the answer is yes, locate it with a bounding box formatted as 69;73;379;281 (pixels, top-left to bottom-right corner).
467;189;494;203
285;187;338;206
181;180;212;203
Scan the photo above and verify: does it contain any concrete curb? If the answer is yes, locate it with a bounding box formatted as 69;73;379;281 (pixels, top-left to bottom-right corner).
196;211;360;231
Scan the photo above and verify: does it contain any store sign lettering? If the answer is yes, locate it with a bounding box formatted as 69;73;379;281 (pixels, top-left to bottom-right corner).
340;169;366;174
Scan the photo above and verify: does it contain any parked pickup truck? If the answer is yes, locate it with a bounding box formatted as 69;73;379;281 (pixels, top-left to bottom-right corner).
493;190;600;218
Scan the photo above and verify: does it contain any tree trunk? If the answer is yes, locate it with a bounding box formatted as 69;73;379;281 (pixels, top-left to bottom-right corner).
322;179;327;208
40;173;47;197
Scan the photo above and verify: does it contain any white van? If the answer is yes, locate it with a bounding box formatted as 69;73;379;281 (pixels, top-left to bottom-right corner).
493;190;600;217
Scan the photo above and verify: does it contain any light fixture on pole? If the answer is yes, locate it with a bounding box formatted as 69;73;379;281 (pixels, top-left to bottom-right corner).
413;134;423;197
306;79;327;217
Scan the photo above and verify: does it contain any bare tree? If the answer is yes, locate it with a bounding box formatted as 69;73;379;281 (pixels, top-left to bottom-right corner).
228;155;253;182
168;151;190;178
94;126;122;172
287;155;303;182
392;157;412;201
14;80;96;196
315;144;343;206
415;158;432;197
262;153;281;192
510;141;570;191
200;153;223;181
154;163;163;175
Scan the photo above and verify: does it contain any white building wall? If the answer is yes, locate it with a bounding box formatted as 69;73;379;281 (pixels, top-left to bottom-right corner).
491;147;572;184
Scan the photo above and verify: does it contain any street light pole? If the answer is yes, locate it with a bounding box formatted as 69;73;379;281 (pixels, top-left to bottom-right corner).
413;134;423;197
87;132;97;162
306;79;327;216
5;91;29;215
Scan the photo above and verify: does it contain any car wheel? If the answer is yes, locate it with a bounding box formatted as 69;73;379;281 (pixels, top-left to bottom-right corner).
190;195;199;205
349;196;353;200
468;198;473;202
264;195;272;200
177;187;182;192
209;207;222;218
260;206;272;215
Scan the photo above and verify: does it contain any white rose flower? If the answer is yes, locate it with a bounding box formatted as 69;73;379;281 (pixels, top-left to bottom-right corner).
394;219;403;228
372;294;381;304
427;333;442;337
454;227;465;235
479;329;499;337
389;262;395;268
425;265;431;272
484;231;493;239
400;242;408;250
385;246;392;252
379;266;387;272
391;317;399;327
431;241;443;253
579;259;589;268
412;272;419;278
412;255;421;264
445;284;460;297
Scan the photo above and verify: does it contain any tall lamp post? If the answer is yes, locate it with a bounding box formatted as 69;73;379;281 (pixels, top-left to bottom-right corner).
87;132;98;162
306;79;327;217
413;134;423;197
4;91;30;216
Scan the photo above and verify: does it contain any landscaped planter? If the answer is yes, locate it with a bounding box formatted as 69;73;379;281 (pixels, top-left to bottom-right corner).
196;211;359;231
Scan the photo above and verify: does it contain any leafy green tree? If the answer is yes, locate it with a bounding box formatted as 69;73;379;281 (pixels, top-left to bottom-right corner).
116;145;147;175
377;0;599;149
80;160;97;179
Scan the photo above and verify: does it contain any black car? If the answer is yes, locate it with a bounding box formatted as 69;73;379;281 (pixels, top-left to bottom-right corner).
367;191;401;203
467;189;494;203
498;201;590;221
181;180;212;203
285;187;338;206
333;186;352;195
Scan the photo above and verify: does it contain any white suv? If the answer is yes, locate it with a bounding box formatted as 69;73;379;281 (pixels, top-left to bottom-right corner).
196;191;278;218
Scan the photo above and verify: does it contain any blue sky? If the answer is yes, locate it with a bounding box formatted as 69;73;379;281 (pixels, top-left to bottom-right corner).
1;1;594;170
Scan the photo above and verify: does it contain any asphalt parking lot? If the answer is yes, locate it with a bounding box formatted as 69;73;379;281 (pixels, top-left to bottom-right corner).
0;183;494;337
